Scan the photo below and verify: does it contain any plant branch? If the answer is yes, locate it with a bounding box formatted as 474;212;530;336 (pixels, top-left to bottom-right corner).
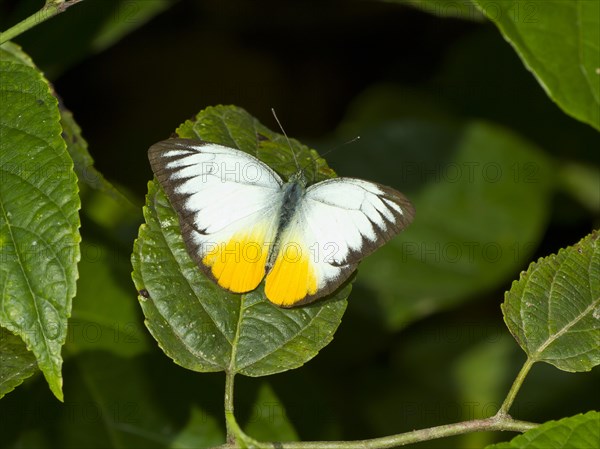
0;0;83;45
212;415;537;449
282;416;537;449
216;352;539;448
498;357;535;417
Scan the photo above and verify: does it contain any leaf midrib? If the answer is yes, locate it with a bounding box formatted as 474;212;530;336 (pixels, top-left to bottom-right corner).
0;196;53;369
532;296;600;360
234;302;331;372
227;293;245;373
533;239;598;359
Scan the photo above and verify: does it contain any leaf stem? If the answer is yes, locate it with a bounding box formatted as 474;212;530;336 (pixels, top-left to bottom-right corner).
224;370;263;448
224;370;237;444
498;357;535;417
0;0;83;45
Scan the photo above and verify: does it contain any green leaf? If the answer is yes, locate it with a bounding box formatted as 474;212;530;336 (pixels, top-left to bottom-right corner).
90;0;174;53
452;335;516;448
61;353;173;449
400;0;485;21
558;162;600;214
6;0;175;78
485;411;600;449
332;118;553;330
0;326;37;399
503;231;600;372
0;42;80;400
243;383;299;442
60;105;137;211
170;404;225;449
68;239;149;357
132;105;348;376
471;0;600;130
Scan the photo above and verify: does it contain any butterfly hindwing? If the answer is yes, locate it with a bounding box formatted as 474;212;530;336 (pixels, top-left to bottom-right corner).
264;178;415;306
148;138;284;293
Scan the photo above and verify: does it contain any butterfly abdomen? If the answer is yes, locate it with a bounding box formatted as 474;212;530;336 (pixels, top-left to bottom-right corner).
266;179;305;269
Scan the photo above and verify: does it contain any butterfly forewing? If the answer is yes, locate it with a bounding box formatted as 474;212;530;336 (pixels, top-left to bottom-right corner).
148;139;284;293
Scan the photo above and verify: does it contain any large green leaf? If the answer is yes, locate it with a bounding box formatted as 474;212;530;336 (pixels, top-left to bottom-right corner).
0;326;37;399
503;231;599;372
401;0;600;130
471;0;600;130
0;42;80;400
331;118;553;330
132;105;348;376
485;411;600;449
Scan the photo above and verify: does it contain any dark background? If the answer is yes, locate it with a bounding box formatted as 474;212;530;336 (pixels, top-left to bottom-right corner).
1;1;598;448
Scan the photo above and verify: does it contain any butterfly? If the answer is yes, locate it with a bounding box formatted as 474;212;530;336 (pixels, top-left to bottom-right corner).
148;137;414;307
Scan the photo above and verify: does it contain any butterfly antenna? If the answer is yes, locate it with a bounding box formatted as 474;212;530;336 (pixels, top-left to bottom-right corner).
318;136;361;161
271;108;301;172
298;135;361;183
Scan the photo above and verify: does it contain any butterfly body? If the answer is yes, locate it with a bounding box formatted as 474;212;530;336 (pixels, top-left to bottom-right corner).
267;177;304;268
149;138;414;307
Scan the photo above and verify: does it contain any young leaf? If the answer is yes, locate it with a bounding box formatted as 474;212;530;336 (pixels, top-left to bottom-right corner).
471;0;600;130
243;383;299;442
0;43;81;400
0;327;37;399
503;231;600;372
90;0;173;53
60;106;136;210
9;0;174;77
68;239;148;357
485;411;600;449
132;105;348;376
401;0;485;21
62;353;173;449
170;405;225;449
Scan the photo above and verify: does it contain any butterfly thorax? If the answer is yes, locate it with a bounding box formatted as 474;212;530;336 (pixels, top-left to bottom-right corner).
279;173;306;226
266;172;306;270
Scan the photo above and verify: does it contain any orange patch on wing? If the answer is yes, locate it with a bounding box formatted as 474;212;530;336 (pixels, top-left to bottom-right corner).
202;229;270;293
264;243;318;306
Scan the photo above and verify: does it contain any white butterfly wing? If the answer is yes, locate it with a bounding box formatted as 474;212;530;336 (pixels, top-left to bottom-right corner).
264;178;415;306
149;138;284;293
